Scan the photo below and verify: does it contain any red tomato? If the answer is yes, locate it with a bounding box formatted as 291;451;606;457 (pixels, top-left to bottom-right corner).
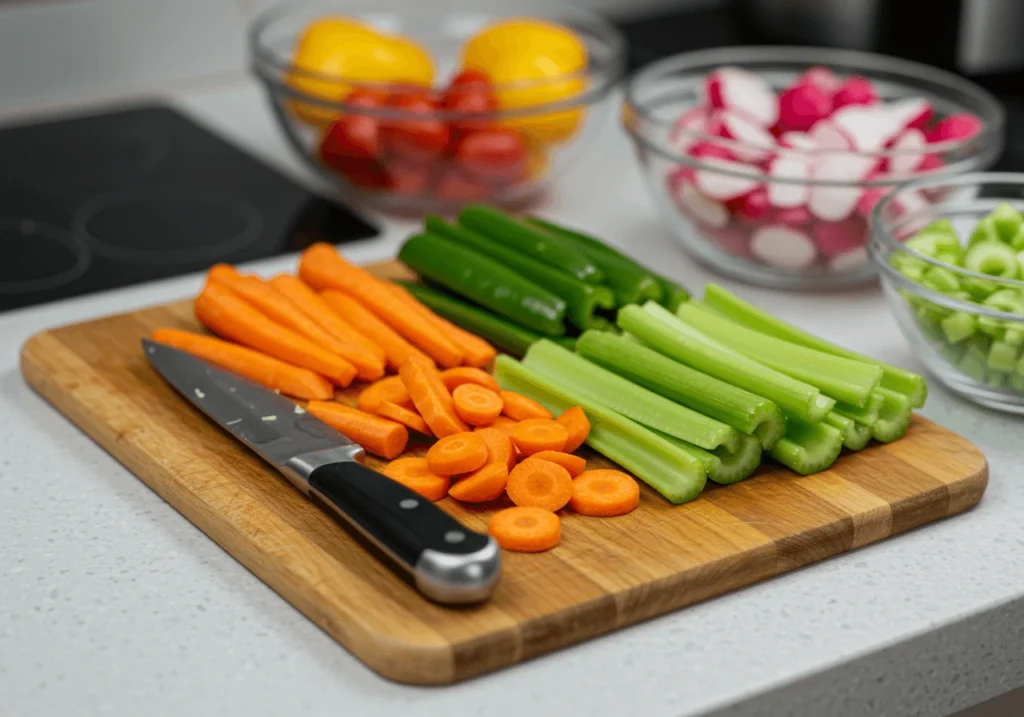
319;89;387;174
433;167;493;202
454;128;529;183
381;91;451;162
442;69;499;132
449;69;492;88
387;160;435;197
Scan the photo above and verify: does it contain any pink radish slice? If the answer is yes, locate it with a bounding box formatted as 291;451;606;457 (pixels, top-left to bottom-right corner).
831;75;878;110
917;154;944;173
669;108;710;153
703;67;779;128
777;83;833;132
750;225;817;269
707;224;752;257
779;132;818;151
812;216;867;256
831;105;902;152
808;153;877;221
674;182;730;229
808;120;853;150
767;154;811;208
856;187;886;218
708;111;777;161
795;66;842;96
888;98;933;132
830;247;868;272
777;206;812;225
927;113;983;143
694;158;763;200
689;141;738;162
885;128;927;176
728;186;773;223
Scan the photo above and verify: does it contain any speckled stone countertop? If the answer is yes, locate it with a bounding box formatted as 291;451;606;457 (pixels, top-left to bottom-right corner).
3;82;1024;717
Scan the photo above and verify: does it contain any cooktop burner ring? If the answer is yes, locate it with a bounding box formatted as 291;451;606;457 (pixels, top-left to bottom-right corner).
71;188;266;265
0;219;91;294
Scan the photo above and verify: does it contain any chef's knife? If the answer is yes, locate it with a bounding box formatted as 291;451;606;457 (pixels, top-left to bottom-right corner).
142;339;501;604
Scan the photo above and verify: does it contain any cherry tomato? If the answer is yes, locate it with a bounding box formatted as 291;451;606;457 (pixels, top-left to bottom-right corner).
454;127;529;183
381;90;451;162
449;69;492;88
387;160;436;197
442;70;499;132
319;88;387;183
433;167;493;202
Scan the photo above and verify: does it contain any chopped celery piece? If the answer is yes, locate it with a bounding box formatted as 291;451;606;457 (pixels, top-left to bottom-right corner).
914;298;952;326
1006;327;1024;346
962;276;1000;301
825;411;872;451
940;311;977;343
917;314;945;344
976;315;1007;339
1012;226;1024;252
1012;373;1024;391
986;371;1011;389
907;223;963;264
676;302;882;407
835;391;884;427
891;253;928;281
988;340;1020;372
968;215;1000;248
938;341;967;365
494;355;706;503
618;303;834;423
922;266;961;293
872;388;913;443
523;340;740;451
703;283;928;407
575;330;785;449
965;241;1018;278
1016;350;1024;376
983;288;1024;312
769;418;844;475
990;201;1024;242
659;432;763;485
957;343;988;382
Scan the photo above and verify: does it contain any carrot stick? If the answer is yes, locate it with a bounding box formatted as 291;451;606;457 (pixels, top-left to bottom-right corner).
488;507;561;552
440;367;501;393
570;469;640;517
506;458;573;512
473;426;517;471
399;354;469;438
306;401;408;459
556;406;591;453
527;451;586;478
452;383;504;427
195;282;357;386
387;283;496;368
299;243;464;367
357;376;412;413
376;401;432;436
426;432;489;476
510;418;568;456
320;290;430;371
269;274;387;365
383;458;450;501
149;328;333;400
500;390;553;421
448;463;508;503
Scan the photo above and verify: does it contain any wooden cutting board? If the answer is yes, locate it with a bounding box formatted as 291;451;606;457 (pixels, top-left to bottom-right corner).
20;260;989;686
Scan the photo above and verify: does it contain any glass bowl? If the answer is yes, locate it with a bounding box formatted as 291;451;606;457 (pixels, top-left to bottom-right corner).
869;173;1024;414
623;46;1004;290
249;0;626;214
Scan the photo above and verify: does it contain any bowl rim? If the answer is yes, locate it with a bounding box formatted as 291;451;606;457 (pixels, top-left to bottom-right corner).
622;45;1005;186
869;171;1024;321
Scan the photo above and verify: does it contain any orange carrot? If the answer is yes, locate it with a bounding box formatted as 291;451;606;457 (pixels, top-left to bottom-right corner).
388;283;496;368
510;418;568;456
501;390;553;421
440;367;501;393
299;244;464;367
488;506;561;552
506;459;573;512
448;463;508;503
383;457;450;502
399;354;469;438
149;328;334;400
527;451;586;478
473;426;517;471
426;432;489;476
269;274;387;367
357;376;412;413
376;401;432;436
556;406;591;453
196;282;357;386
452;383;504;427
206;263;244;286
570;470;640;517
321;290;429;371
306;401;408;459
487;415;520;440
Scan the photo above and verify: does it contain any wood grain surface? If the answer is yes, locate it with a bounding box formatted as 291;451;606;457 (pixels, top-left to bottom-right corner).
19;261;989;685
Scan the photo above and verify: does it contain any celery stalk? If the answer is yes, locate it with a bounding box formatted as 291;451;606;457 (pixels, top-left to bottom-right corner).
660;432;763;485
677;302;883;407
703;283;928;408
523;340;741;451
872;388;913;443
494;355;707;503
618;303;835;423
575;329;785;449
834;391;884;427
824;411;872;451
769;418;844;475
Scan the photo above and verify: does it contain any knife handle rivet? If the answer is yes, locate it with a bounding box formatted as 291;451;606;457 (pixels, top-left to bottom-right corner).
399;498;419;510
444;530;466;544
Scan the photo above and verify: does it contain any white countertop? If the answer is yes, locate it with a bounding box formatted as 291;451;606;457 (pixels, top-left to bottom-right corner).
4;80;1024;717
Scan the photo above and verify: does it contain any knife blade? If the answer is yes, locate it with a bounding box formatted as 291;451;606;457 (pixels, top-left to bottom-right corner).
143;339;501;604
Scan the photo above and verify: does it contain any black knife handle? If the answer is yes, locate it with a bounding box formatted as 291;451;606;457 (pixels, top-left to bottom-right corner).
307;461;501;604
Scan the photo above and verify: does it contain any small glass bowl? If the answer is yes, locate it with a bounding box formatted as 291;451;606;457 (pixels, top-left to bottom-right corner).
249;0;626;214
623;46;1004;290
869;173;1024;414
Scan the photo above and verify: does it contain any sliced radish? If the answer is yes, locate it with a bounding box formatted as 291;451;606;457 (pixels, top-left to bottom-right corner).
777;206;812;225
856;187;887;218
777;83;833;132
669;107;710;153
767;154;811;208
707;224;752;257
885;128;927;176
927;113;983;143
779;131;818;151
808;153;877;221
831;75;878;110
808;120;853;151
831;105;902;152
917;154;944;173
891;188;930;217
689;141;737;162
728;186;773;223
888;98;933;132
674;181;730;229
812;216;867;256
703;67;779;128
750;225;817;269
694;158;763;200
708;111;777;161
830;247;869;272
795;66;842;97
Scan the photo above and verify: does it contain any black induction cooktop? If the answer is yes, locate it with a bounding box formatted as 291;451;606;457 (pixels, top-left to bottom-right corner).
0;104;379;313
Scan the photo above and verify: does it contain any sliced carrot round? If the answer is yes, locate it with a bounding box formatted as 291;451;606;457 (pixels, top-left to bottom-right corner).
448;463;509;503
376;401;432;437
570;469;640;517
358;376;412;413
426;432;489;476
473;426;516;471
556;406;590;453
382;457;450;501
510;418;568;457
489;507;561;552
500;390;553;421
488;415;519;439
440;366;500;393
527;450;586;478
452;383;503;427
506;459;573;512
